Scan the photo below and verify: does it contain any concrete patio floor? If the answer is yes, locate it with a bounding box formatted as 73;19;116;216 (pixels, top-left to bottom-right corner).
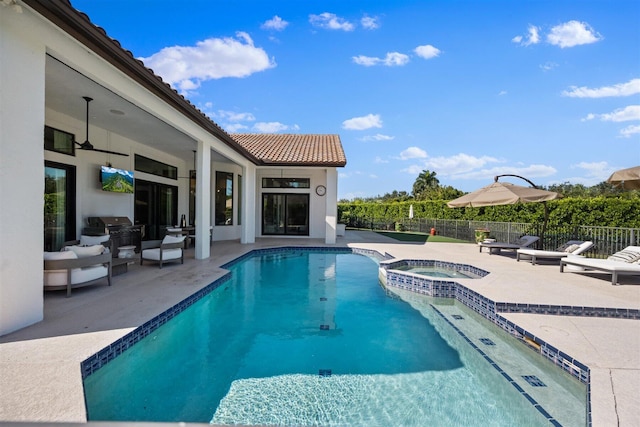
0;230;638;426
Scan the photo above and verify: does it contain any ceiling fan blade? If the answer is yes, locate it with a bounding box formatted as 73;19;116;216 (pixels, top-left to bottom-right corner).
90;147;130;157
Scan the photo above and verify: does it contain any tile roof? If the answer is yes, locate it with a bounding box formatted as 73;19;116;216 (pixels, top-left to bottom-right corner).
231;134;347;167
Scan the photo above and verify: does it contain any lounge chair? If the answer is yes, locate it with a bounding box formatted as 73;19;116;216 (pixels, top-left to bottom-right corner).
559;245;640;285
478;235;539;254
516;240;594;265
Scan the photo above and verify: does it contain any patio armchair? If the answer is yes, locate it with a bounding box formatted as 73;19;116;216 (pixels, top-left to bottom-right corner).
516;240;594;265
140;235;185;268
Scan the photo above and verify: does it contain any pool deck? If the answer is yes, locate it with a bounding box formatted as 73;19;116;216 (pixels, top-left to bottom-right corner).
0;230;638;426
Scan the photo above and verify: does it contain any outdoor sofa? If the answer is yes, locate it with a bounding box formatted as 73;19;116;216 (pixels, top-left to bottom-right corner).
516;240;594;265
44;243;112;297
478;235;539;254
559;245;640;285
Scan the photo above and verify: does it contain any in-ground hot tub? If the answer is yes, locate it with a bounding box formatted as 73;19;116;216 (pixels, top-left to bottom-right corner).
379;259;489;297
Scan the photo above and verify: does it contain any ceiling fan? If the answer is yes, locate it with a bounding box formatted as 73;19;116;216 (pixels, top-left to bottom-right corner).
75;96;129;157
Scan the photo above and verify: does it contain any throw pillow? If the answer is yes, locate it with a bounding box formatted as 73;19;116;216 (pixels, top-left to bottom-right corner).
64;244;105;258
607;249;640;263
563;244;581;253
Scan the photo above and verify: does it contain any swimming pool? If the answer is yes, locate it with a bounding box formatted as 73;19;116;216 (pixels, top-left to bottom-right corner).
83;249;585;426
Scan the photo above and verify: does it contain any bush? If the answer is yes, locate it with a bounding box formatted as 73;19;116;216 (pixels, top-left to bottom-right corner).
338;198;640;228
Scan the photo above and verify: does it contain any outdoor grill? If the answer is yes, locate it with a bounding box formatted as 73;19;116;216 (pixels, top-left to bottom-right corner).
84;216;144;256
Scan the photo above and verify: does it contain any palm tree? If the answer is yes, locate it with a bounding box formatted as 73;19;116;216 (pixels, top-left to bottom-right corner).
412;170;440;199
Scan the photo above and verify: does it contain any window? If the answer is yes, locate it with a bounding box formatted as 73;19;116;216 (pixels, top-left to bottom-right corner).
237;175;242;225
44;126;75;156
262;178;310;188
44;161;76;251
135;154;177;180
215;172;233;225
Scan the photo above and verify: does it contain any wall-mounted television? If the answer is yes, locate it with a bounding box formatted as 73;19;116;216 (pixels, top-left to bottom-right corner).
100;166;134;193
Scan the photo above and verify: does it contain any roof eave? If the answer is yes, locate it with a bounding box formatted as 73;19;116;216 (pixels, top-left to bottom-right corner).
260;162;347;168
23;0;261;165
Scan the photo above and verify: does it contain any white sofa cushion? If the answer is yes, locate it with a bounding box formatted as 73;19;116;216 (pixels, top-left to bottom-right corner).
142;248;182;261
44;250;77;261
80;234;110;246
162;235;186;244
44;251;77;287
64;244;105;258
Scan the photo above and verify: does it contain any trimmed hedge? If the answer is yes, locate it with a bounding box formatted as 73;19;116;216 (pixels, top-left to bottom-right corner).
338;197;640;228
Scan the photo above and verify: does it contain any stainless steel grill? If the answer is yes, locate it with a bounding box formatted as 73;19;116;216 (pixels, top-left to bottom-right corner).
84;216;144;256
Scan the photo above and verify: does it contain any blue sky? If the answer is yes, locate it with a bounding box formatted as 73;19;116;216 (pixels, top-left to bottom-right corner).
73;0;639;199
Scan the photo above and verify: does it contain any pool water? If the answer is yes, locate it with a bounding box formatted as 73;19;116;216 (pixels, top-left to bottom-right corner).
83;251;586;426
394;264;476;278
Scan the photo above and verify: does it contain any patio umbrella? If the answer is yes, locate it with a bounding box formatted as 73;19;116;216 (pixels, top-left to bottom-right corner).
607;166;640;190
447;176;561;245
408;204;414;219
446;181;560;208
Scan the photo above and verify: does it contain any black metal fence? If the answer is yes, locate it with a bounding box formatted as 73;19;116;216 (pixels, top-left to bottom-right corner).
346;216;640;258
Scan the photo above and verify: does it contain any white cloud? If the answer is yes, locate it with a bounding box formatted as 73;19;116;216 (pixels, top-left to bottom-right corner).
384;52;410;66
620;124;640;138
224;123;249;132
414;44;441;59
352;55;379;67
342;114;383;130
512;25;540;46
399;146;427;160
352;52;410;67
540;62;558;72
424;153;500;176
360;134;395;142
374;156;389;164
252;122;300;132
402;164;426;175
451;164;557;181
562;78;640;98
582;105;640;122
498;90;508;96
216;110;256;122
261;16;289;31
547;20;602;48
140;32;275;94
361;15;380;30
309;13;354;31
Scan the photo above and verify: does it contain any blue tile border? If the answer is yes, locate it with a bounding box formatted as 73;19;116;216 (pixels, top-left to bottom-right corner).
380;258;490;279
431;305;563;426
81;273;232;379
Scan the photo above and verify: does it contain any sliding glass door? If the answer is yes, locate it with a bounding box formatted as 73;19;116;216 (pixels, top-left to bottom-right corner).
44;161;76;251
135;179;178;240
262;193;309;235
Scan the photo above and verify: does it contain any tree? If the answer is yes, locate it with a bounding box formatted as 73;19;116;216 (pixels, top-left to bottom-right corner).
412;170;440;200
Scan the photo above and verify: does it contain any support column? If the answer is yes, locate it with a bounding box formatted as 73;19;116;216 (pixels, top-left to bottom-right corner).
325;168;337;244
195;142;211;259
241;164;256;244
